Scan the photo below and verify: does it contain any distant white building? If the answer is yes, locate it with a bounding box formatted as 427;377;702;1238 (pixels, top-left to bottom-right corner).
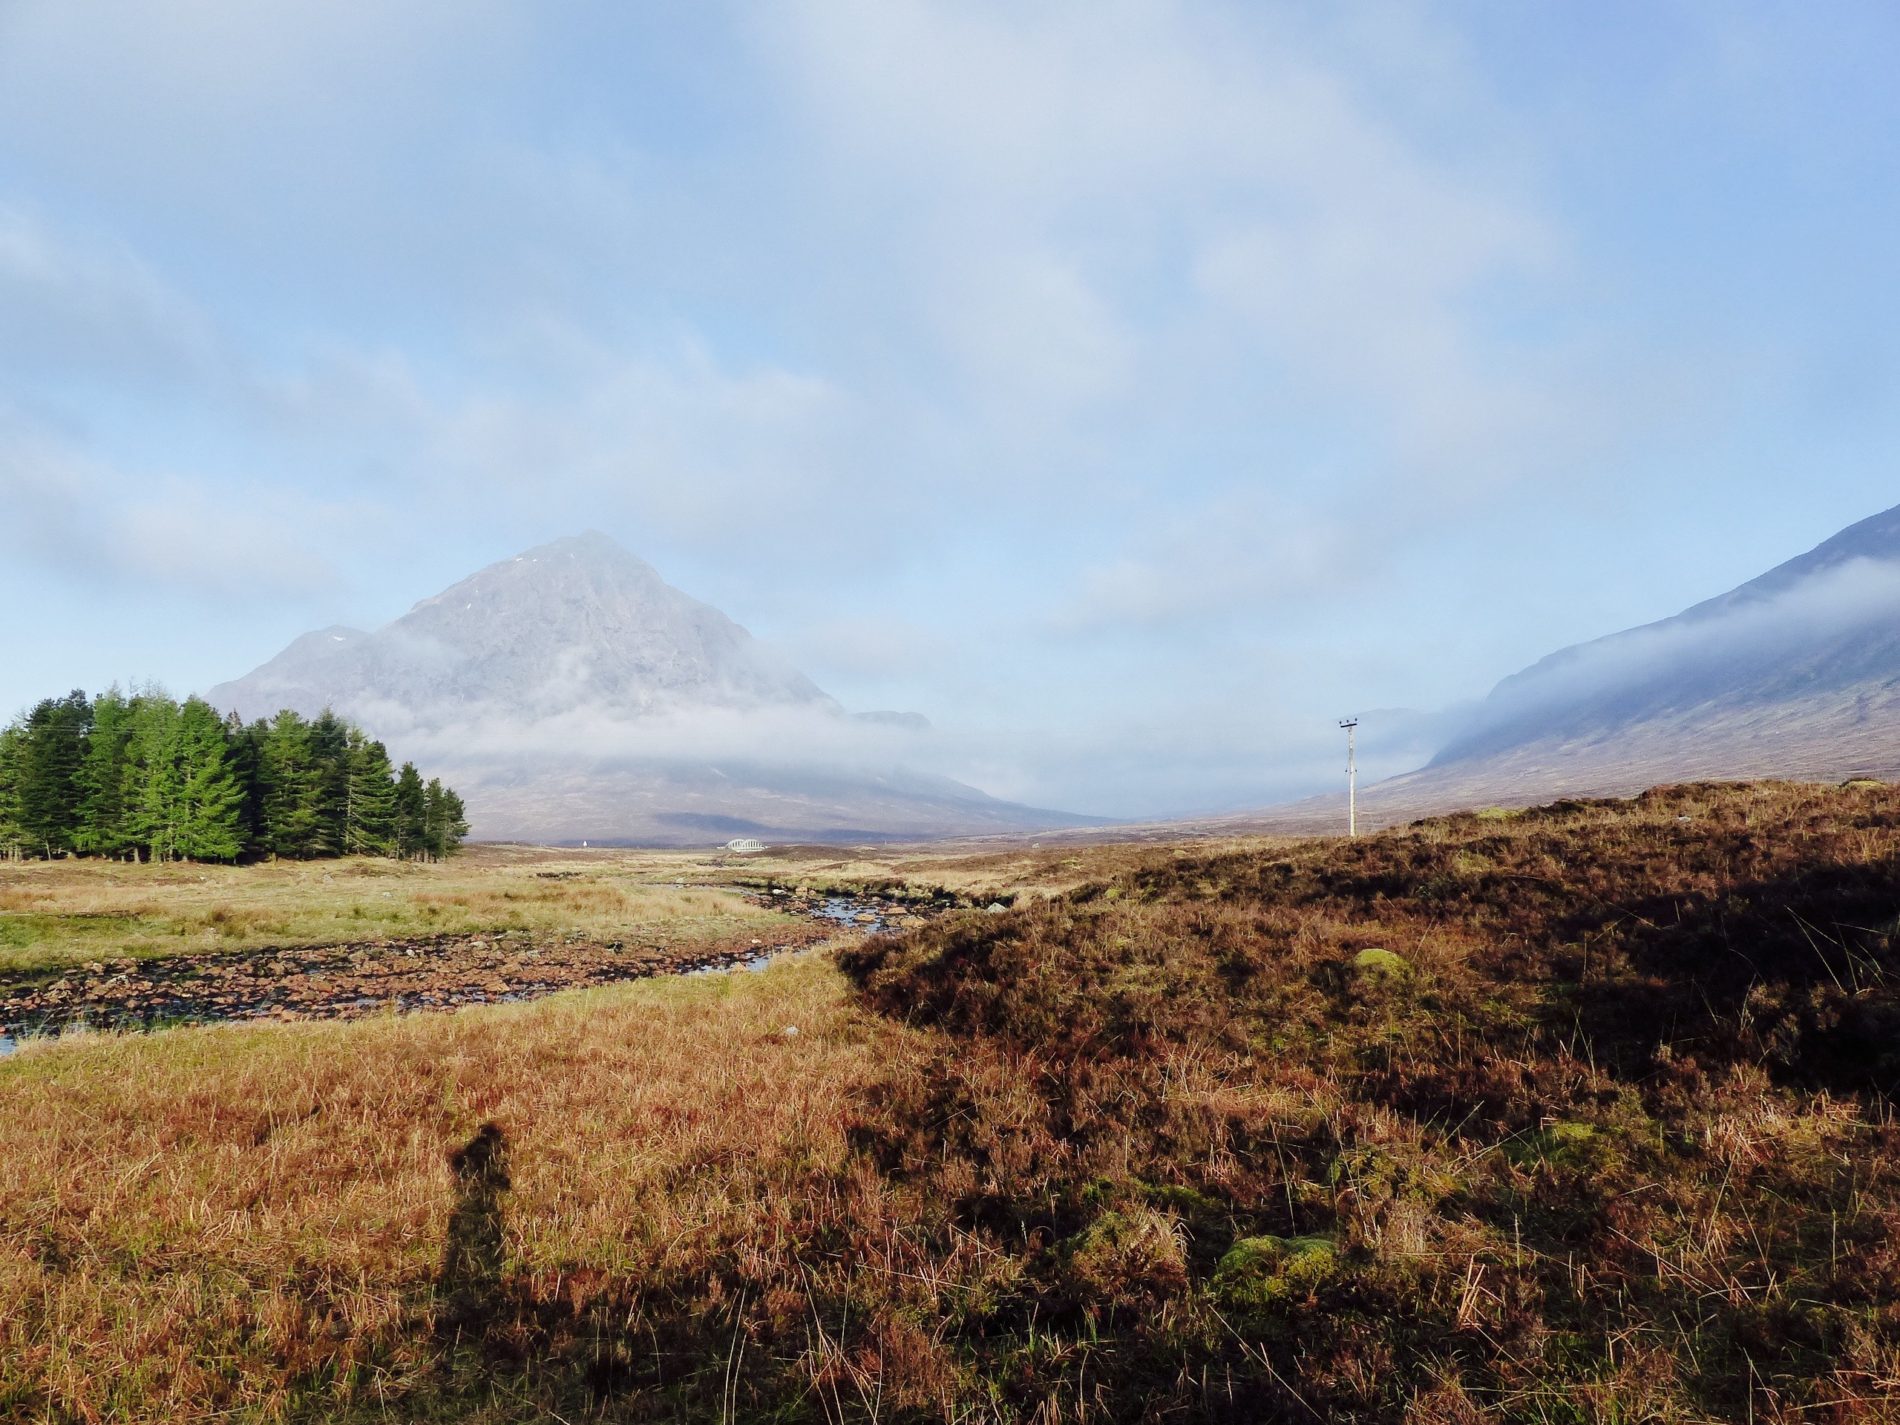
724;838;766;853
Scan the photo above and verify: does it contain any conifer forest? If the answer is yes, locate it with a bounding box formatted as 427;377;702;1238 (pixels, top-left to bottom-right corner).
0;690;466;863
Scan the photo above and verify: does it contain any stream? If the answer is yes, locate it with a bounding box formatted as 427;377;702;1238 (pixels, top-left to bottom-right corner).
0;888;931;1056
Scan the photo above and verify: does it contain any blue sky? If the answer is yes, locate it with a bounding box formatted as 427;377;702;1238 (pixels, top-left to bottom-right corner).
3;1;1898;817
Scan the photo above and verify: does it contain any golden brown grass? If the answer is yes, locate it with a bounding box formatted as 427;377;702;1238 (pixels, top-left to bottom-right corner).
729;832;1299;901
0;951;893;1422
7;782;1898;1421
0;846;791;974
837;779;1900;1421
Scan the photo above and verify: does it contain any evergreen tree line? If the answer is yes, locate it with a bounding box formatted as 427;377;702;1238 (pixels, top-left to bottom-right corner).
0;689;468;863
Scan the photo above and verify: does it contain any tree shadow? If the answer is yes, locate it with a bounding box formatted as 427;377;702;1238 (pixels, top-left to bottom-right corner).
438;1122;510;1341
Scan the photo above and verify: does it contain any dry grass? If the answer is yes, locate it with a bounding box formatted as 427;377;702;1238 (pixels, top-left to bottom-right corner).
5;781;1899;1421
729;832;1298;902
836;780;1900;1421
0;846;790;974
0;952;894;1422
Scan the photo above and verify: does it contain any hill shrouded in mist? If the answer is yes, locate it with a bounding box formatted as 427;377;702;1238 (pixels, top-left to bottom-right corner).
209;534;1088;845
210;532;837;728
1434;501;1900;769
1257;500;1900;830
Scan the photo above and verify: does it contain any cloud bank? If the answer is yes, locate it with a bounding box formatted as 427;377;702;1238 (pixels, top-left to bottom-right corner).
2;1;1892;814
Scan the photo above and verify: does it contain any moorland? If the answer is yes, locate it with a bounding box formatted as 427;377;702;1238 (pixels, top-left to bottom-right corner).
3;782;1898;1422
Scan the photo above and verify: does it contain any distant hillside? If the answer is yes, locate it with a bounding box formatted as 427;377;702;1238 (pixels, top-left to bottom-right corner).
1435;501;1900;767
1272;502;1900;829
208;534;1092;845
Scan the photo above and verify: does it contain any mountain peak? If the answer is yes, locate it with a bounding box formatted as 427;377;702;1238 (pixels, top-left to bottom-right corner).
415;532;665;610
212;535;835;727
515;529;647;563
204;536;1088;844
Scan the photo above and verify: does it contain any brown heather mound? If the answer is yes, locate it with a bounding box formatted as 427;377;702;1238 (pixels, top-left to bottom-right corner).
839;781;1900;1421
3;781;1898;1422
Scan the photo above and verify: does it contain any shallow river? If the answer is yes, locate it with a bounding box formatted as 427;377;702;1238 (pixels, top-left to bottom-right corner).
0;889;922;1057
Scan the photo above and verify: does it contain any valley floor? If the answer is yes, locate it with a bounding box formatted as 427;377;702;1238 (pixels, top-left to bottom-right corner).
3;784;1899;1421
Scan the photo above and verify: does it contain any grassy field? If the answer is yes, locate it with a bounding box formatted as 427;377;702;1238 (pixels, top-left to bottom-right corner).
726;832;1291;902
4;783;1899;1421
0;833;1247;977
0;955;887;1420
0;846;801;975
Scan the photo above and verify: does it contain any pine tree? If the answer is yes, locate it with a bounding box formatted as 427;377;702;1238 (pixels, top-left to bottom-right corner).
422;777;470;859
393;762;427;859
19;691;92;857
0;725;28;860
441;784;469;856
306;710;350;857
340;730;397;856
225;712;266;856
75;686;135;858
121;694;184;862
172;698;245;861
258;710;324;859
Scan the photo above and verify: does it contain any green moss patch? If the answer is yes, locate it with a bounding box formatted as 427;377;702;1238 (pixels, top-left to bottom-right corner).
1212;1235;1339;1313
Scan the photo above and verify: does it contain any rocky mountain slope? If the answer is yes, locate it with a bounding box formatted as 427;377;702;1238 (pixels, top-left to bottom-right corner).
208;534;1086;844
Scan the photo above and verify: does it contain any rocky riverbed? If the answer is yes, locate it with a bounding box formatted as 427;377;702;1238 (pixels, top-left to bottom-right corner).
0;888;934;1050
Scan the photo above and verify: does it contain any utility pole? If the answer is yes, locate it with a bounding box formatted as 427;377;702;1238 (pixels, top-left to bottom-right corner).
1338;717;1359;838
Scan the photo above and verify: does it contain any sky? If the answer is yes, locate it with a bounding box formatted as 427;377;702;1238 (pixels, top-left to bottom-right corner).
4;1;1900;818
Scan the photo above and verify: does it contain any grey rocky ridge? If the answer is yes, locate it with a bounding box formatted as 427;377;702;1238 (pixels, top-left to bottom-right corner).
208;533;1088;844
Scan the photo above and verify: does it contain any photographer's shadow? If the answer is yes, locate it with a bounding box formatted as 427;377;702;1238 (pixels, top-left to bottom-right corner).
437;1122;510;1341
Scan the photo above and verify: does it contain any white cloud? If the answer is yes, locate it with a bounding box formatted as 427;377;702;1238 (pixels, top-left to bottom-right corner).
0;421;339;601
783;615;953;680
0;1;521;182
375;699;934;778
0;205;220;382
412;335;860;540
1192;192;1561;475
1050;489;1349;634
757;0;1574;487
927;244;1136;416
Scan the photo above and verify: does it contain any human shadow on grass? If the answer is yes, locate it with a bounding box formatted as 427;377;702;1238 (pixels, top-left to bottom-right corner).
437;1122;511;1342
